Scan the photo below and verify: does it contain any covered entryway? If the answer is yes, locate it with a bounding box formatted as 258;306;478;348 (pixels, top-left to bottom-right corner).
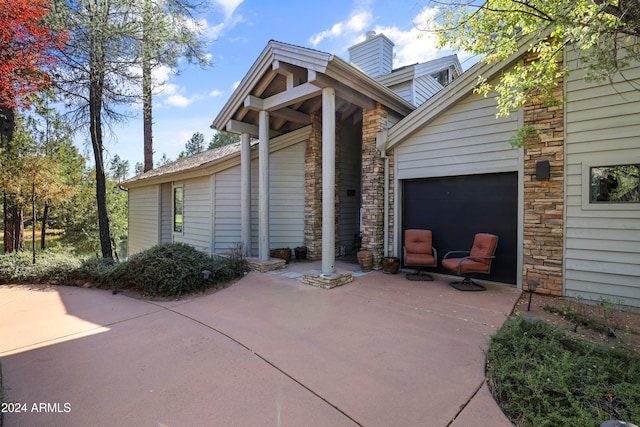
402;172;518;284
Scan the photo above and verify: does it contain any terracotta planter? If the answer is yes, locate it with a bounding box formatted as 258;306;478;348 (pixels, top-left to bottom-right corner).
270;248;292;264
382;256;400;274
357;250;373;272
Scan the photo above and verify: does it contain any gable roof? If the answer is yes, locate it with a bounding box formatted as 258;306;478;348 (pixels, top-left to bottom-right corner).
211;40;415;137
119;141;249;188
386;32;542;150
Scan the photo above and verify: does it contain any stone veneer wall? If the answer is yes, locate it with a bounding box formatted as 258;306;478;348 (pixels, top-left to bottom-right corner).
304;111;323;260
303;111;340;261
522;53;565;296
361;103;388;268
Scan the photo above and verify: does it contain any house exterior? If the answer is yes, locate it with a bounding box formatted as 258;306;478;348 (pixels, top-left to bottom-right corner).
121;32;640;308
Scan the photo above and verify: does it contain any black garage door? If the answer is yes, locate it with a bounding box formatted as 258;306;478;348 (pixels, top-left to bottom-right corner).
402;172;518;284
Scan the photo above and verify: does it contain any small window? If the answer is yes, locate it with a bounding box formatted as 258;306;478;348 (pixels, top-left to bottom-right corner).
173;186;183;233
431;69;449;86
590;164;640;203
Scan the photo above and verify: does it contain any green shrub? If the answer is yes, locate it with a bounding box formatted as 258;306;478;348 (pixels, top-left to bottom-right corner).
107;242;248;297
75;257;117;284
487;316;640;426
0;246;83;283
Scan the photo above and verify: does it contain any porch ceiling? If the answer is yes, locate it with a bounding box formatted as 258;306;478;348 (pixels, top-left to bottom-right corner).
211;40;414;138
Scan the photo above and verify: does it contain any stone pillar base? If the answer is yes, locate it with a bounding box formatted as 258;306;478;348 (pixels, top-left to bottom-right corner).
247;257;286;273
301;270;353;289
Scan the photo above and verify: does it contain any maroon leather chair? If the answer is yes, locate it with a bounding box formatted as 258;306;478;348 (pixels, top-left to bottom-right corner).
442;233;498;291
403;229;437;281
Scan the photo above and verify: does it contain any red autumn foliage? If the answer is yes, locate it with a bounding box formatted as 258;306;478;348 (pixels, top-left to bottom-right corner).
0;0;67;108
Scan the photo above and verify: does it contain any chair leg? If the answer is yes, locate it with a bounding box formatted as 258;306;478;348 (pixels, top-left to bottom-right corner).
450;276;486;291
405;266;434;281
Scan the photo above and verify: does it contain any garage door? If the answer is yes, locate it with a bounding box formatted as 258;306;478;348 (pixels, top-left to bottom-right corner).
402;172;518;284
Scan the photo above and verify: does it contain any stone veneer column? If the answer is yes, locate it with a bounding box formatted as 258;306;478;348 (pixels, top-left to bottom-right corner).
522;53;565;296
304;111;323;260
304;110;340;262
361;103;388;268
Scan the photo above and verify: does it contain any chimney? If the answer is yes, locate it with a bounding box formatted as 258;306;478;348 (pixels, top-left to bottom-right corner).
348;31;394;78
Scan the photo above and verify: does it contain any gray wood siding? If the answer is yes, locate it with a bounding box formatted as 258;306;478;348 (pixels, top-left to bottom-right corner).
349;37;393;78
160;183;172;243
128;185;160;256
269;141;305;249
173;176;211;253
414;75;443;106
213;167;242;253
389;81;414;105
395;92;520;181
564;49;640;307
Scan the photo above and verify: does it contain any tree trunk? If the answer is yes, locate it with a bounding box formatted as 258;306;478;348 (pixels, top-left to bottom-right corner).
3;193;24;253
32;182;36;264
40;202;49;250
143;59;153;172
89;76;113;258
142;0;153;172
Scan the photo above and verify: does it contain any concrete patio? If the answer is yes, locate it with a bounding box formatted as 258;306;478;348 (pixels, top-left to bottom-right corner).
0;261;520;426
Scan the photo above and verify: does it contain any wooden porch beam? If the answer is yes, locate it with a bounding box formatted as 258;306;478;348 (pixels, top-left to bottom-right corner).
244;82;321;112
226;119;281;138
309;71;374;110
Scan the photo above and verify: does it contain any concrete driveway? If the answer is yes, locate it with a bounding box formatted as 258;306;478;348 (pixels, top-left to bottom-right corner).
1;263;520;426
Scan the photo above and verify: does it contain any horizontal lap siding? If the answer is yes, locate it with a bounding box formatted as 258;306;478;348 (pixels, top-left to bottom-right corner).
174;176;211;253
128;186;160;255
160;183;172;243
269;142;305;249
414;75;442;106
214;167;241;253
248;140;306;257
564;49;640;307
396;92;520;180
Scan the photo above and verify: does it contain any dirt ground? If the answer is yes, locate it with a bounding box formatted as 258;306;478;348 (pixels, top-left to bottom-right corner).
511;292;640;353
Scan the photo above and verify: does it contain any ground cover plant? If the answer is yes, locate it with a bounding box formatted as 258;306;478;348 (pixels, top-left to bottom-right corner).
0;245;82;283
0;242;249;298
487;316;640;427
106;242;248;297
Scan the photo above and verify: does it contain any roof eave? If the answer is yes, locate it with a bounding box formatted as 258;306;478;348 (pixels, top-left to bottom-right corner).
211;41;334;133
326;56;415;116
387;31;544;150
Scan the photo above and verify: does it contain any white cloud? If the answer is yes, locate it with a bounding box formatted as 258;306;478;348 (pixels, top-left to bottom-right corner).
165;94;193;107
310;10;373;46
337;7;452;69
209;89;224;97
232;80;241;91
213;0;243;20
154;82;179;97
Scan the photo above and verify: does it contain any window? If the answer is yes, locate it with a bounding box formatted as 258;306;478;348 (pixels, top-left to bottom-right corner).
173;186;183;233
431;69;449;86
589;164;639;204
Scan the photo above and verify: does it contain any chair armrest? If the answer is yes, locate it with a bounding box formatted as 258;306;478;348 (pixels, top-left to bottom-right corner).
452;255;496;274
443;250;470;260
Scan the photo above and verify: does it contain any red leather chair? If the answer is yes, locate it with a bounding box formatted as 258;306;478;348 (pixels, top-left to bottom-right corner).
403;229;437;281
442;233;498;291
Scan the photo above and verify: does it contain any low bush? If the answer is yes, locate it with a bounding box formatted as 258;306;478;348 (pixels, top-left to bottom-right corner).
0;243;249;298
487;316;640;426
107;242;248;297
75;257;117;284
0;246;82;283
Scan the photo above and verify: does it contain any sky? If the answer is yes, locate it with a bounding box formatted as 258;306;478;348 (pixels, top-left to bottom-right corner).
92;0;476;177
